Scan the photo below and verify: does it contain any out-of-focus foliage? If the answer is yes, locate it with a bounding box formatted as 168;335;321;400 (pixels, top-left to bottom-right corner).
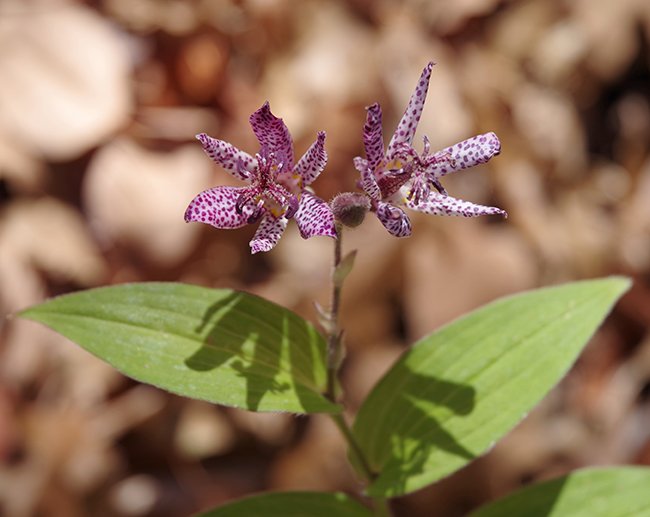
197;491;372;517
1;0;649;515
471;467;650;517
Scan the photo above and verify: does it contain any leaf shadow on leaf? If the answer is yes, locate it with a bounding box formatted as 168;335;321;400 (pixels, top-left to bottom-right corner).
184;292;326;412
286;315;328;412
368;363;477;494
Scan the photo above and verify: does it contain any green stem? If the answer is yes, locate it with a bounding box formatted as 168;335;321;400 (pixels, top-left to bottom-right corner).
326;223;343;400
330;413;374;481
324;227;393;516
330;413;391;516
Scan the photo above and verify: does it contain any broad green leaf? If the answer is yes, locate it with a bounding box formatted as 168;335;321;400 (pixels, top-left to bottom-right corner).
19;283;340;413
353;277;630;497
471;467;650;517
198;492;371;517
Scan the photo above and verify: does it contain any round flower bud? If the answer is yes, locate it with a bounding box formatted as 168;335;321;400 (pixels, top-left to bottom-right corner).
330;192;371;228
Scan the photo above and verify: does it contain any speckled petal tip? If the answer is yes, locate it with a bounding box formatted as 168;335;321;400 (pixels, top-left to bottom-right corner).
407;192;507;218
249;213;288;253
249;102;294;170
362;103;385;174
375;201;412;237
295;191;337;239
432;132;501;178
195;133;257;182
387;61;434;160
184;185;253;229
295;131;327;186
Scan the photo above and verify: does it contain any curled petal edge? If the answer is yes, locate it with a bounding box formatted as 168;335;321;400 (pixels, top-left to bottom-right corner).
375;201;412;237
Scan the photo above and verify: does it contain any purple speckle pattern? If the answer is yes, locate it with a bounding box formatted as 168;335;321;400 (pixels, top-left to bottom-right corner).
250;214;288;254
186;102;336;253
249;102;294;170
362;103;386;174
375;201;412;237
295;131;327;186
432;132;501;178
195;133;256;182
353;62;506;236
353;156;382;201
407;192;507;218
184;186;252;228
386;61;434;160
295;190;337;239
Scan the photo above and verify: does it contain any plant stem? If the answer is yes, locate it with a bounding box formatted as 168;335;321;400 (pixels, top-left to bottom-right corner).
330;413;374;481
324;227;393;516
326;223;343;400
330;413;391;516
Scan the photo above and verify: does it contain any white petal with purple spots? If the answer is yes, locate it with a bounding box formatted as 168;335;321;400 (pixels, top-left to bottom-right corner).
375;201;412;237
406;191;507;218
249;102;294;170
354;156;382;201
386;62;434;160
250;214;288;254
362;103;385;174
184;186;254;229
294;190;337;239
196;133;257;182
430;132;501;178
295;131;327;186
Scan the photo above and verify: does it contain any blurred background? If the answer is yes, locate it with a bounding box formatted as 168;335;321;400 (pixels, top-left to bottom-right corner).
1;0;649;515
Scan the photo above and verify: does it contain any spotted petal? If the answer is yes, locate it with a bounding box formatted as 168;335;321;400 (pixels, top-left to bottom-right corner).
294;191;337;239
250;214;288;254
387;62;434;160
354;156;382;201
407;191;507;218
295;131;327;186
249;102;294;170
375;201;412;237
196;134;257;182
184;186;255;229
430;132;501;178
363;103;386;174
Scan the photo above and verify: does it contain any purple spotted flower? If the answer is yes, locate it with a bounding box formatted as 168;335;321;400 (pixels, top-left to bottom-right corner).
354;62;506;237
185;102;337;253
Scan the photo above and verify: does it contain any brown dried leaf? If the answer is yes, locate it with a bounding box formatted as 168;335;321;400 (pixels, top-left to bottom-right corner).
83;138;212;266
262;2;375;135
0;3;131;160
0;198;107;293
404;222;537;338
175;403;236;459
511;84;587;178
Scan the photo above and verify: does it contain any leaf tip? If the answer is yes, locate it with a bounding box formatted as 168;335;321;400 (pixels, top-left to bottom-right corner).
14;306;36;321
596;275;632;304
607;275;632;293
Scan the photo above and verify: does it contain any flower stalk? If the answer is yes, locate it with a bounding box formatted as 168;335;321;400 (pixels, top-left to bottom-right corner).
326;223;345;400
323;227;392;516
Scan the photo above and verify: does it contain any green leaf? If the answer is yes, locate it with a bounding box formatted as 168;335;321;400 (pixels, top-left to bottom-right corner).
197;492;372;517
19;283;340;414
471;467;650;517
353;277;630;497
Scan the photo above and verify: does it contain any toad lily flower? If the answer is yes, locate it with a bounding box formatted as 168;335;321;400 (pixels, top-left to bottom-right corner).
354;62;507;237
185;102;336;253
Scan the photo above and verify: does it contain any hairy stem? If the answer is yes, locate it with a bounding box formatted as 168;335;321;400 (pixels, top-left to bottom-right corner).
326;223;343;399
324;227;393;516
